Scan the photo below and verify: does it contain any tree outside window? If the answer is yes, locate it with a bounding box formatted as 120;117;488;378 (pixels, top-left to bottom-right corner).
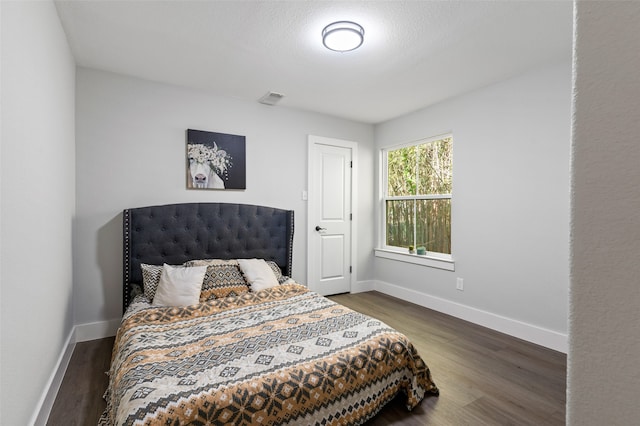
384;135;452;255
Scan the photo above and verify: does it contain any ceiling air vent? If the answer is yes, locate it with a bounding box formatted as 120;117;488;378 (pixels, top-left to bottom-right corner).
258;91;285;106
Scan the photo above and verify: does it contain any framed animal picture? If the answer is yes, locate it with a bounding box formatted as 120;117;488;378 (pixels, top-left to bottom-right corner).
186;129;246;190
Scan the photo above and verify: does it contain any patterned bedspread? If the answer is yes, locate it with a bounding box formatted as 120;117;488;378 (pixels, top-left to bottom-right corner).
100;284;438;425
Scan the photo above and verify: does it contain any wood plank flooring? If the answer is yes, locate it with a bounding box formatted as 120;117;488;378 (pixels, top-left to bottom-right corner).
47;336;113;426
331;292;566;425
47;291;566;425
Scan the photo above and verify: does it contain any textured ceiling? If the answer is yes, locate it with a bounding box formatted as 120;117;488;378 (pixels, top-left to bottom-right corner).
54;0;573;124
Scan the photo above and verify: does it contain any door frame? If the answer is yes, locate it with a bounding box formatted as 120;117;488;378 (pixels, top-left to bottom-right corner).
307;135;358;294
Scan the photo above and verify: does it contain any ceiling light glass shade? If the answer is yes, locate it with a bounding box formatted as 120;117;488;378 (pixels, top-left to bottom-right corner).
322;21;364;52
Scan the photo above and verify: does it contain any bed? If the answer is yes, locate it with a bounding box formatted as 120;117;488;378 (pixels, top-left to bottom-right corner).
101;202;438;425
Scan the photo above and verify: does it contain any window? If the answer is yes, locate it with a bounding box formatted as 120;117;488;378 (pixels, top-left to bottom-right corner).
382;134;452;258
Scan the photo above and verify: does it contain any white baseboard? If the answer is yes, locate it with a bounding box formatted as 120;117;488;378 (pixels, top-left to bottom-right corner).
31;318;120;425
373;280;568;353
351;279;375;293
30;328;76;426
75;318;121;342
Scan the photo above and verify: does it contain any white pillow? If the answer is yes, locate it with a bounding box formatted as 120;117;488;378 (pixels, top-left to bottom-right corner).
237;258;279;291
152;264;207;307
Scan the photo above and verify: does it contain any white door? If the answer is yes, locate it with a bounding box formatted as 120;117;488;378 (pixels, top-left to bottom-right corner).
307;136;356;296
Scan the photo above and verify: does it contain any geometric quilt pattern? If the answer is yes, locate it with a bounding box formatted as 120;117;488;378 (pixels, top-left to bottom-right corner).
100;283;438;426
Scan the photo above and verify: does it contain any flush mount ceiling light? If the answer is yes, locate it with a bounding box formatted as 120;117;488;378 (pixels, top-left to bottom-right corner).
322;21;364;52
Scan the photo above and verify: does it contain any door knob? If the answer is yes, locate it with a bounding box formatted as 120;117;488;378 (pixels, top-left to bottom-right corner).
315;226;326;231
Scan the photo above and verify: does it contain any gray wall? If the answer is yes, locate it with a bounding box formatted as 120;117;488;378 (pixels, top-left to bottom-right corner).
374;61;571;339
569;2;640;424
75;62;573;347
0;1;76;424
74;68;375;325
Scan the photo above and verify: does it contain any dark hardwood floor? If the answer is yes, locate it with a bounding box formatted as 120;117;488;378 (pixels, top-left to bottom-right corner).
332;292;566;425
47;336;113;425
47;291;566;425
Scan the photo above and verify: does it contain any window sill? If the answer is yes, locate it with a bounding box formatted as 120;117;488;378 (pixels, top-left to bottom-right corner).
374;248;455;271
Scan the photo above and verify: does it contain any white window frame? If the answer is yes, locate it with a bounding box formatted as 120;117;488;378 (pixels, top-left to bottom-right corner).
375;133;454;271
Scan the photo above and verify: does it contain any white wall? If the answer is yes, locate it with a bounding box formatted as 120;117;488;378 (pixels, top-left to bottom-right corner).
0;1;76;425
74;68;374;326
569;2;640;424
374;61;571;350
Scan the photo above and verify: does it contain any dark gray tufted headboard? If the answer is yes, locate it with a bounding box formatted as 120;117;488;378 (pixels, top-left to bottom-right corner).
122;203;294;312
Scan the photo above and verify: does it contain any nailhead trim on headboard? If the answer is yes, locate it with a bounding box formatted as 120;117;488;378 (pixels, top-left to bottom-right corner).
286;211;295;277
123;209;132;310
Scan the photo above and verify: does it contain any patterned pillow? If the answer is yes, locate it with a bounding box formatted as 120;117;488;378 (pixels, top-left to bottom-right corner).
184;259;250;301
141;263;164;301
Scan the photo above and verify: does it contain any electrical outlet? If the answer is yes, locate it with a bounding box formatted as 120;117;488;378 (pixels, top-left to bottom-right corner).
456;277;464;291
